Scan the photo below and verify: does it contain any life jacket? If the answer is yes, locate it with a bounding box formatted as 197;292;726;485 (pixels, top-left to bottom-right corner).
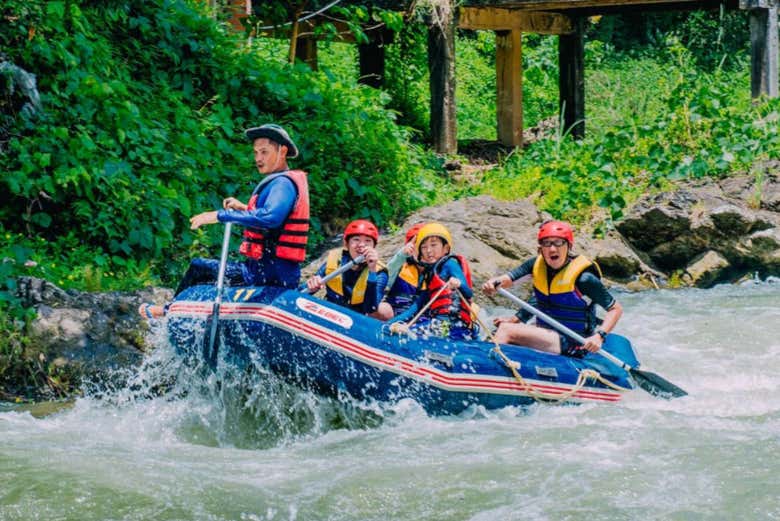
421;254;474;326
324;248;387;309
239;170;309;262
385;260;419;313
532;254;602;336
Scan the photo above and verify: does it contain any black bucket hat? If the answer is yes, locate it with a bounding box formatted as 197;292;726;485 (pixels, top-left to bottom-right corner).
244;123;299;158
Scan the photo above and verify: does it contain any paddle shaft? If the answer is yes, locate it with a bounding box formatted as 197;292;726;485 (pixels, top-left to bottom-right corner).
206;222;232;360
300;254;366;293
496;287;633;372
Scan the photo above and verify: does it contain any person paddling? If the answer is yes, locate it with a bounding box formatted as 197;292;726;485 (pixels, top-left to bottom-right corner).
387;223;476;340
139;124;309;319
482;220;623;357
382;222;425;316
305;220;393;320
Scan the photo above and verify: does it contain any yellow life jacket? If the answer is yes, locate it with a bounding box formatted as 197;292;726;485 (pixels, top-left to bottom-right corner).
532;254;603;335
532;255;601;295
397;262;419;287
324;248;386;305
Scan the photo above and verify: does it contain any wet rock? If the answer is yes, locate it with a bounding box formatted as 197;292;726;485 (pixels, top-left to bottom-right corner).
16;277;172;379
302;196;656;300
617;169;780;285
683;250;730;287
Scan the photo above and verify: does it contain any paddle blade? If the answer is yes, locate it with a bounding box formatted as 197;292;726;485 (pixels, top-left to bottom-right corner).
630;368;687;399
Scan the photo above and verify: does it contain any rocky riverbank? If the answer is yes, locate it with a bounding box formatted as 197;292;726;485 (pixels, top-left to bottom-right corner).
10;169;780;397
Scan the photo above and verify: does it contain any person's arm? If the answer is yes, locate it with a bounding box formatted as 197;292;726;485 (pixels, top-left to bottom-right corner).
305;262;328;293
482;257;535;294
507;257;536;282
361;271;380;313
218;177;296;229
385;249;409;288
440;258;472;299
374;269;389;301
577;272;623;352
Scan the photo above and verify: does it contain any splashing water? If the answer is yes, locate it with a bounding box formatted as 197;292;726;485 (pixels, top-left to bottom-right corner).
1;282;779;520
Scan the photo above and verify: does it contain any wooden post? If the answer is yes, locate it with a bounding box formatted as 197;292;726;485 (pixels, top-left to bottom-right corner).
746;2;779;98
358;41;386;88
295;37;318;70
428;0;457;154
558;16;585;139
496;29;523;147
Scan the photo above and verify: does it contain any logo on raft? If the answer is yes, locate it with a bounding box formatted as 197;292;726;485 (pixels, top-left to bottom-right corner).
296;297;353;329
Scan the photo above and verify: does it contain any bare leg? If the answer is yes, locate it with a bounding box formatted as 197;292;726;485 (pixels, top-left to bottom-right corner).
369;302;394;321
494;322;562;354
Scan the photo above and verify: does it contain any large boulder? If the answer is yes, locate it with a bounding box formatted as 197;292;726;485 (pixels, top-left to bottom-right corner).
304;195;657;296
617;167;780;284
16;277;171;376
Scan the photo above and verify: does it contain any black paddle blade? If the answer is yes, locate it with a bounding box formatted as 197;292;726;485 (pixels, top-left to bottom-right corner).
202;306;221;368
630;368;687;399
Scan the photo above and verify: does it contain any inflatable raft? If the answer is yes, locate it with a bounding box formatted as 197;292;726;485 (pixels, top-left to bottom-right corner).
167;285;638;414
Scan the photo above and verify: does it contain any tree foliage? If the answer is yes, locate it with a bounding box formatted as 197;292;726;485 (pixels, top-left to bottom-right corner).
0;0;440;287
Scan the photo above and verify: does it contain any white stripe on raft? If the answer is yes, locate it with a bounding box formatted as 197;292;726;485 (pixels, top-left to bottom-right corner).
169;301;624;403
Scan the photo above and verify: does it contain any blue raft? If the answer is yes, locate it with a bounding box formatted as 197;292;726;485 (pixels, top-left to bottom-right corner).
167;285;639;414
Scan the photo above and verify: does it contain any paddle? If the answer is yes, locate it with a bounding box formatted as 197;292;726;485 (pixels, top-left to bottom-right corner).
204;222;232;366
496;287;687;399
299;254;366;293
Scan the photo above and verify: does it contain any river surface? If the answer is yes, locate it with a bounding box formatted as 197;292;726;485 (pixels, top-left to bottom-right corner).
1;282;779;520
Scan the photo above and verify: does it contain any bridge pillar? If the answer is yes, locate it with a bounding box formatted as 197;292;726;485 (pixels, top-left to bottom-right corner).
294;37;318;70
496;29;524;147
744;1;779;98
558;16;586;139
358;42;386;88
428;0;458;154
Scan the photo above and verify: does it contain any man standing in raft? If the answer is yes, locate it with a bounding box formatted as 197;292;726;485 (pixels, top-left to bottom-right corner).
482;220;622;357
140;123;309;318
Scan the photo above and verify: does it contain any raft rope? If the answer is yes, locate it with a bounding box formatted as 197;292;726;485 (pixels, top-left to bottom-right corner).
456;290;631;402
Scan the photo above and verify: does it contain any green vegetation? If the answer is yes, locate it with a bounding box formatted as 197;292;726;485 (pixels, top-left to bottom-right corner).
0;0;443;289
1;2;777;398
478;32;780;229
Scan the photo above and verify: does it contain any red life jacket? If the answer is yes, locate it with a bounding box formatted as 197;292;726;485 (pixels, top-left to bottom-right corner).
423;254;474;326
239;170;310;262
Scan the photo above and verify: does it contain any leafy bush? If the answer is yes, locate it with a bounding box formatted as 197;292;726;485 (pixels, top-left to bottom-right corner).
480;42;779;227
0;0;442;290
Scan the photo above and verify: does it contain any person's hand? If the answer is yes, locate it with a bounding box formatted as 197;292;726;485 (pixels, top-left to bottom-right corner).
447;277;461;290
190;211;219;230
389;322;410;335
402;240;416;257
492;315;519;327
306;275;324;293
482;275;510;295
222;197;247;211
362;247;379;272
581;333;604;353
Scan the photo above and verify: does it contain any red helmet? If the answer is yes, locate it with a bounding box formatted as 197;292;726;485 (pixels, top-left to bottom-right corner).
404;222;426;244
538;220;574;246
344;219;379;244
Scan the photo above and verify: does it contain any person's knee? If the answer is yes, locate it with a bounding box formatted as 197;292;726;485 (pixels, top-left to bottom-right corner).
370;302;394;321
494;324;514;344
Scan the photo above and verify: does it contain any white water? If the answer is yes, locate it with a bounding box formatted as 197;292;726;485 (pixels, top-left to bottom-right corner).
1;282;779;520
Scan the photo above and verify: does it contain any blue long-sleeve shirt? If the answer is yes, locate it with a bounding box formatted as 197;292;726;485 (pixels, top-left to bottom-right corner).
214;173;301;287
389;256;472;324
217;174;297;230
315;251;388;315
